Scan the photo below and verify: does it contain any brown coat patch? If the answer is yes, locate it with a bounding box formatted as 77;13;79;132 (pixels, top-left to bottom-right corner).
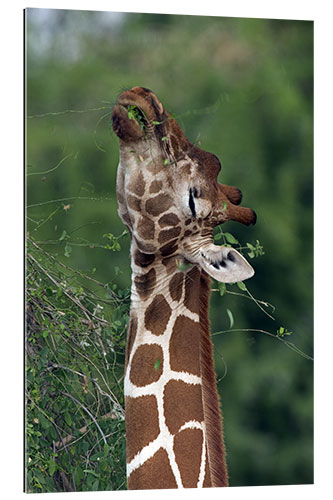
164;380;204;435
128;171;146;197
127;194;142;212
174;428;203;488
149;180;163;194
184;266;201;313
158;213;180;227
135;239;157;254
158;226;181;244
145;193;173;217
127;448;177;490
120;210;132;229
134;249;155;268
130;344;163;386
137;216;155;240
126;395;160;463
182;162;192;175
169;272;184;302
134;268;156;300
161;255;178;271
144;294;171;335
125;314;137;369
169;315;200;376
160;238;178;257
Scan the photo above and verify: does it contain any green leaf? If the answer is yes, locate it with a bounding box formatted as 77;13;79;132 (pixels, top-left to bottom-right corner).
84;469;99;478
64;411;72;426
48;458;56;477
39;414;50;430
92;479;100;491
90;451;104;461
59;230;67;241
214;233;222;241
154;358;161;371
237;281;247;291
226;308;234;328
64;243;72;258
176;260;193;272
74;467;84;485
218;282;226;296
276;326;292;337
224;232;239;245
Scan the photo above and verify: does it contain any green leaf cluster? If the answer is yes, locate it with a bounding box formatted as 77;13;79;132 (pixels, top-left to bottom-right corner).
127;105;146;132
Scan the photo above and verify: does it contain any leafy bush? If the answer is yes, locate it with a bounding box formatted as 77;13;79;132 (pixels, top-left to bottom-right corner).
25;237;130;492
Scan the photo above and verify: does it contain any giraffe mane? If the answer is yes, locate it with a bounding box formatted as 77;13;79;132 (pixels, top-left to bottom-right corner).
199;270;229;487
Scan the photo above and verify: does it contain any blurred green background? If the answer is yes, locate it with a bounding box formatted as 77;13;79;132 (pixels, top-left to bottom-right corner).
26;8;313;489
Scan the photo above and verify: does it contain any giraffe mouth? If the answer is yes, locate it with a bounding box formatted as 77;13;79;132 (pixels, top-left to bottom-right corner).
112;103;148;140
124;104;147;132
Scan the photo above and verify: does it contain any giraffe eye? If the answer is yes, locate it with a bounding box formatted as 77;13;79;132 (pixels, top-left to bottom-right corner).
189;188;196;217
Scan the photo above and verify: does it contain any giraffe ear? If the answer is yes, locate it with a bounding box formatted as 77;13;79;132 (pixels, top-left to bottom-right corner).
198;245;254;283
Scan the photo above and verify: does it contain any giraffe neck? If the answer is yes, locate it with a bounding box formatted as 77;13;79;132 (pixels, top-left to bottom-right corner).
124;246;228;489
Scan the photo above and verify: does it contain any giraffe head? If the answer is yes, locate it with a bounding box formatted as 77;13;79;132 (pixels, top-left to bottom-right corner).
112;87;256;283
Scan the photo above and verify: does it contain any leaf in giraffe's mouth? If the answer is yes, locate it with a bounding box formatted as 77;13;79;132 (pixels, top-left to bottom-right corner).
126;105;147;132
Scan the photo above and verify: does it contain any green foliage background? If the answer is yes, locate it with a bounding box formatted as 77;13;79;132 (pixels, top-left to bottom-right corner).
25;8;313;491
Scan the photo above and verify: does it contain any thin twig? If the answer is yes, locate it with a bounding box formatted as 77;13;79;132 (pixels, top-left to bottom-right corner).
27;196;113;209
62;392;107;444
54;411;117;450
212;328;313;361
27;153;75;177
27;252;110;325
27;105;111;119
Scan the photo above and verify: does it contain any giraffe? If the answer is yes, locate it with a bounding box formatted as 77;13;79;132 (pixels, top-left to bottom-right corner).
112;87;256;490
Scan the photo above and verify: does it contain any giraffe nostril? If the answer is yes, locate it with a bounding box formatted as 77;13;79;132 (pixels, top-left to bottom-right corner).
227;252;236;262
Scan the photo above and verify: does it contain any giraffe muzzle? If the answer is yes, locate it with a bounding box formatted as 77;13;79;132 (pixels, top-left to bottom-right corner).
112;104;146;141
